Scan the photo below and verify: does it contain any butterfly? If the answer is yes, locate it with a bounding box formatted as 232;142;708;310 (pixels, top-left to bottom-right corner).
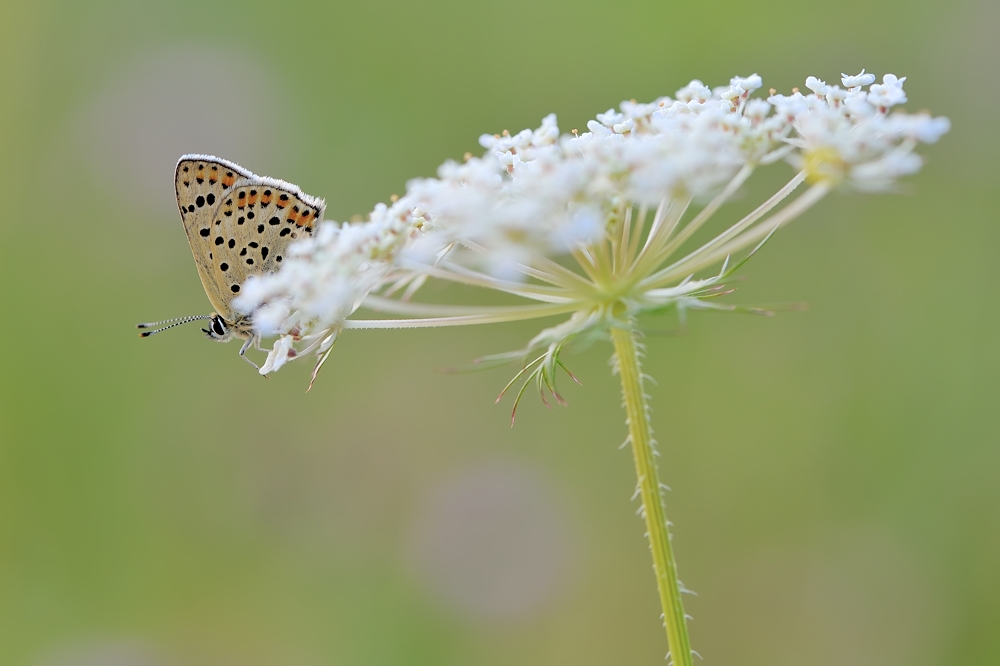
138;155;326;371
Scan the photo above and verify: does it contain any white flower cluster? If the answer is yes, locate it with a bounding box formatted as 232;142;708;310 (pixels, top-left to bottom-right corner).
234;71;948;380
234;201;427;374
776;71;950;191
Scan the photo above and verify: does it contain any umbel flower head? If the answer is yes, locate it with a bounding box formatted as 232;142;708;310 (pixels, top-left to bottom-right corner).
234;70;948;397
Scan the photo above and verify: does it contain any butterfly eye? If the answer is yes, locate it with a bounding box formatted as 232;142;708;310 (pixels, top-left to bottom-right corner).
211;317;228;337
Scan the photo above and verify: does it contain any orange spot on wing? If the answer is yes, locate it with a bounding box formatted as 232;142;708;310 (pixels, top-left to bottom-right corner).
261;192;272;206
248;191;258;206
297;210;312;226
222;173;236;188
288;208;300;225
208;165;218;184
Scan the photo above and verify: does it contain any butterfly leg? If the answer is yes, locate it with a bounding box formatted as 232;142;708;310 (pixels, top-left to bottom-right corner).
238;335;262;372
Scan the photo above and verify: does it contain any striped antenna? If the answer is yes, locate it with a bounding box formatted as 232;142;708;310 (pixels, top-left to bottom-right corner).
137;315;213;337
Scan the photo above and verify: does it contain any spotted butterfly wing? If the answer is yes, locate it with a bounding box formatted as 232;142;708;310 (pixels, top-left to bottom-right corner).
174;155;326;326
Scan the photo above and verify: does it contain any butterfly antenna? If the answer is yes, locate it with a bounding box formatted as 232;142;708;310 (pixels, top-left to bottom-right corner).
137;315;212;337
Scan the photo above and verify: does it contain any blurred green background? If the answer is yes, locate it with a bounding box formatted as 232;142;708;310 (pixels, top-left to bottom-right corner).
1;0;995;664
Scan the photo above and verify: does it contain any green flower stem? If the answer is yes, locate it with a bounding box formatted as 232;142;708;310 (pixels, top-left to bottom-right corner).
611;324;692;665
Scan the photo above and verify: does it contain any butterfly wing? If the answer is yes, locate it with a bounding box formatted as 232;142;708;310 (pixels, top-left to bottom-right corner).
175;155;256;315
208;177;326;316
175;155;326;320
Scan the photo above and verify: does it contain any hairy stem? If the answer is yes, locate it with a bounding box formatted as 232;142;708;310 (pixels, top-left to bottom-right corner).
611;325;692;665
